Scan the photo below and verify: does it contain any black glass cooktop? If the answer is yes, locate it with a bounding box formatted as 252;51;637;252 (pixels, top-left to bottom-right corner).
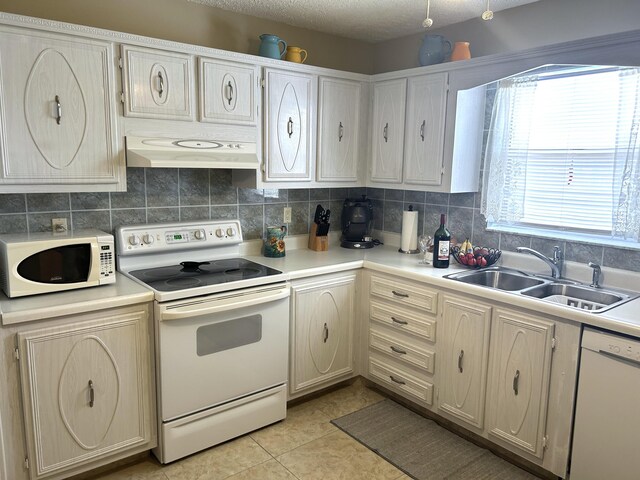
129;258;283;292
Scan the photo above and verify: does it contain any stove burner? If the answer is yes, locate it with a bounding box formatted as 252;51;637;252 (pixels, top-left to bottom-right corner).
224;267;261;276
166;277;202;288
181;261;210;272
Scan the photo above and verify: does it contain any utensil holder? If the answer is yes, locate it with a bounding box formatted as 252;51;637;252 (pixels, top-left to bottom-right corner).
308;223;329;251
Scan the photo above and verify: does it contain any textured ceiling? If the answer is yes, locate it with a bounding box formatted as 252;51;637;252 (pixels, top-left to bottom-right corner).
188;0;541;43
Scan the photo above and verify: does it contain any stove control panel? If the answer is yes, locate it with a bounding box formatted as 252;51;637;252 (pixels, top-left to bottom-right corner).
116;220;243;254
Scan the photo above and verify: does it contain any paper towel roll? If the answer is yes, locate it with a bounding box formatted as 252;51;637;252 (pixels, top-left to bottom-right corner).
400;210;419;252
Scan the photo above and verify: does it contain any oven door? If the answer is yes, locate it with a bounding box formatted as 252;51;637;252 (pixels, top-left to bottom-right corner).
155;283;290;422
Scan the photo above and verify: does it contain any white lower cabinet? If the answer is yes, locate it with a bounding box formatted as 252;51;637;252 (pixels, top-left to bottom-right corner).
367;273;437;408
289;272;356;395
17;306;155;479
486;308;555;459
437;295;491;429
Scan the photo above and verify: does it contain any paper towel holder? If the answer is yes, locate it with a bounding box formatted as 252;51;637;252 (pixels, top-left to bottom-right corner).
399;204;420;254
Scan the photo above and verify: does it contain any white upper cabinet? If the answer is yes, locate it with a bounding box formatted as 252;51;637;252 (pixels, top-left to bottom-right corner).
316;77;362;182
0;27;124;192
120;45;195;120
199;57;259;125
370;79;406;184
263;68;316;181
403;73;448;186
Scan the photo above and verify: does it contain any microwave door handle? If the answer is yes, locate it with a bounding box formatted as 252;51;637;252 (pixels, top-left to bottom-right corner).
161;286;289;321
88;243;101;283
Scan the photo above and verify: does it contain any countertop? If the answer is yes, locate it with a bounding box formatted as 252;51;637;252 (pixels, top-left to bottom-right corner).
2;244;638;337
0;273;154;325
249;245;640;338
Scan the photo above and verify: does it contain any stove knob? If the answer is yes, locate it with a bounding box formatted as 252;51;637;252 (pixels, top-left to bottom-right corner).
215;228;225;238
142;234;154;245
194;230;205;240
226;227;236;237
128;234;141;246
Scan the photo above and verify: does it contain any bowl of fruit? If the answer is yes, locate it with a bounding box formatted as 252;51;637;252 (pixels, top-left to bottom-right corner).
451;239;501;268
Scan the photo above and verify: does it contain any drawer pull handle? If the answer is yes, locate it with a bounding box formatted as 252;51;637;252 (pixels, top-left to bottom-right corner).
458;349;464;373
323;323;329;343
420;119;425;141
513;370;520;395
383;122;389;142
391;316;408;325
226;80;234;105
390;345;407;355
88;380;95;408
287;117;294;138
338;121;344;142
389;375;406;385
392;290;409;298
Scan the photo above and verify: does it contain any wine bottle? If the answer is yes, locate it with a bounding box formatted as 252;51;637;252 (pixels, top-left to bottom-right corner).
433;213;451;268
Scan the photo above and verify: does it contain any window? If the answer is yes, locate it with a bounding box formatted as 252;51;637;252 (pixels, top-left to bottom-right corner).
481;65;640;248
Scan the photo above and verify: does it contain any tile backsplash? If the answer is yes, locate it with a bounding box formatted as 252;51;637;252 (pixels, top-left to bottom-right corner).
1;167;639;272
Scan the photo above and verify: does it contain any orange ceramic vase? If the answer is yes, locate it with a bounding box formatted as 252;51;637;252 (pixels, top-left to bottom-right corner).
450;42;471;61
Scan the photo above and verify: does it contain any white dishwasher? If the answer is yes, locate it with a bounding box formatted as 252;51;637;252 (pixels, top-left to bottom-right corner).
570;327;640;480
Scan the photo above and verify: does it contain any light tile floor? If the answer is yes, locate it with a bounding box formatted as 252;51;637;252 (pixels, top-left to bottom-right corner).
87;379;409;480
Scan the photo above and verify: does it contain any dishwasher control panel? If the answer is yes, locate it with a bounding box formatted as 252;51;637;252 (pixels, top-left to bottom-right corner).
583;327;640;362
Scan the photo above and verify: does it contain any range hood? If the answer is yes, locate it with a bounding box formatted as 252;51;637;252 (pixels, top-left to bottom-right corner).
125;136;259;169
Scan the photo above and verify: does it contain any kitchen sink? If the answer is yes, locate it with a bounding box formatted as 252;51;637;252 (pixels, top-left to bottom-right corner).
444;267;545;291
444;267;638;313
520;282;634;312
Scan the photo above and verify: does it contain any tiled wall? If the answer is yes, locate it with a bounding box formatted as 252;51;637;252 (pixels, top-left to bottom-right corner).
0;169;365;241
1;167;639;270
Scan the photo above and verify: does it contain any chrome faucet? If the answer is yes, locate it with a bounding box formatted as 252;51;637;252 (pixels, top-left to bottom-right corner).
588;262;602;288
516;245;563;279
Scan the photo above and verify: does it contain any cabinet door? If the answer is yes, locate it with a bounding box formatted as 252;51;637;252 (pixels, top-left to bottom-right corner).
486;309;554;458
438;296;491;429
403;73;448;186
264;69;315;181
17;308;153;479
316;77;361;182
199;57;258;125
121;45;195;120
290;274;356;393
0;28;122;190
370;79;406;184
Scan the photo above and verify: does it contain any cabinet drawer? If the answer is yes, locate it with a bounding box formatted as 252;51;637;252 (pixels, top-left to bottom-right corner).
370;300;436;341
370;327;435;374
369;357;433;406
370;275;437;313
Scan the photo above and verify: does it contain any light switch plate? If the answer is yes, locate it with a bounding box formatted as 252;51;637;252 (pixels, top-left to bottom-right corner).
283;207;292;223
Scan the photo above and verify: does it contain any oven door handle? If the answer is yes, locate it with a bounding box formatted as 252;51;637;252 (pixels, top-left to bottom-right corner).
160;285;290;320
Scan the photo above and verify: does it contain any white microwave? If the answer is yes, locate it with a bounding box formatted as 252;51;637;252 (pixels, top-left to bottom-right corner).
0;229;116;298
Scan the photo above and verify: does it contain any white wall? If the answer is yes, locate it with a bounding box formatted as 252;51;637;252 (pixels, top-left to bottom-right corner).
374;0;640;73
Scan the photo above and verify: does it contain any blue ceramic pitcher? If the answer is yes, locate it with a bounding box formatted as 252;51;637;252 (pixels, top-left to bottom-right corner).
418;35;452;66
259;34;287;60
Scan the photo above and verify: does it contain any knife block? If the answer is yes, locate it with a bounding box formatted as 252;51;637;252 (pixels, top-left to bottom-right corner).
308;223;329;251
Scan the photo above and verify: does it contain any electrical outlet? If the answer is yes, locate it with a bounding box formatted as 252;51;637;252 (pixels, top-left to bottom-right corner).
283;207;292;224
52;218;68;233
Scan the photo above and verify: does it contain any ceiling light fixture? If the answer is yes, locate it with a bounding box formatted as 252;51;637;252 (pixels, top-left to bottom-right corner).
422;0;495;29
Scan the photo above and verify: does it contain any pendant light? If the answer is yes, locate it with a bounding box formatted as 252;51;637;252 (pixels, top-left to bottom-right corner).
422;0;433;28
481;0;494;20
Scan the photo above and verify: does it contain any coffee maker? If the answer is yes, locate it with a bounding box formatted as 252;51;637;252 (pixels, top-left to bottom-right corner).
341;196;374;249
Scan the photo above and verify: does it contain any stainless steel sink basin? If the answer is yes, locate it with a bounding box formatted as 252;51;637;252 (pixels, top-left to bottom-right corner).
444;267;638;313
444;268;545;291
520;282;633;312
